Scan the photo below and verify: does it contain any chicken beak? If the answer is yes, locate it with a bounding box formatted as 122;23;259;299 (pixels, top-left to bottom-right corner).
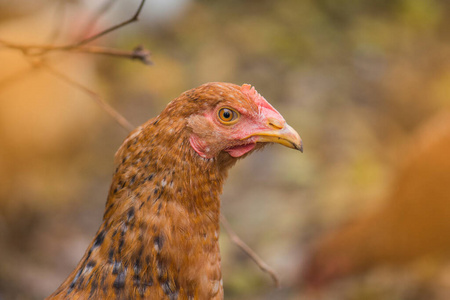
245;122;303;153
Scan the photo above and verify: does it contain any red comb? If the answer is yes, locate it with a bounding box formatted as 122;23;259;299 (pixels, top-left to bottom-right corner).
240;83;282;117
240;84;270;109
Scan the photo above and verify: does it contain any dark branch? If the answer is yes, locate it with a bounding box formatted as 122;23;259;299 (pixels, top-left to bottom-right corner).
220;214;281;288
41;63;135;132
0;0;147;57
72;45;152;65
0;41;152;65
66;0;146;50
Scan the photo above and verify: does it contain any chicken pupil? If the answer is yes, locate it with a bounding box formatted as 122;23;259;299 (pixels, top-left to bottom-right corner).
223;110;231;119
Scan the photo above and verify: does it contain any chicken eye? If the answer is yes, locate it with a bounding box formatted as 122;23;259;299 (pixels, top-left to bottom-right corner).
218;107;239;124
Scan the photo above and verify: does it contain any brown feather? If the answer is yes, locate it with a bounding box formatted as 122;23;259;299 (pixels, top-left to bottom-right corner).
47;82;300;299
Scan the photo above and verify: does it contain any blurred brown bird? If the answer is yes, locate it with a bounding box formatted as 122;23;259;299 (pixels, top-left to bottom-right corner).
301;112;450;287
47;82;302;299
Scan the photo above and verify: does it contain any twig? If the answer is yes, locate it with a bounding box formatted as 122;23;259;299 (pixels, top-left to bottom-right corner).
73;45;152;65
0;40;152;65
41;63;135;132
62;0;146;50
0;0;147;56
220;214;281;288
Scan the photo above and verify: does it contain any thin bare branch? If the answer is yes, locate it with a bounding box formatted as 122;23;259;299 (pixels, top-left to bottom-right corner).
41;63;135;132
0;0;147;56
220;214;281;288
0;39;36;53
73;45;152;65
67;0;146;50
0;41;152;65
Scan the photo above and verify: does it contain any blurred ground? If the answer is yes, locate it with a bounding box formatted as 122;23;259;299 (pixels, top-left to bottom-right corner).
1;0;450;299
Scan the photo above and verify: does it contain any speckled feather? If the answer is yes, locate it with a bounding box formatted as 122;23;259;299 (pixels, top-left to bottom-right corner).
47;82;299;300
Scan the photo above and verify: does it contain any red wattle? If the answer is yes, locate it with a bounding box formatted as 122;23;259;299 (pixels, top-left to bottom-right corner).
224;143;256;157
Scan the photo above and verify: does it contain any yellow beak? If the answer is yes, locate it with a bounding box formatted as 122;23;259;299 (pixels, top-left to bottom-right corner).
245;122;303;153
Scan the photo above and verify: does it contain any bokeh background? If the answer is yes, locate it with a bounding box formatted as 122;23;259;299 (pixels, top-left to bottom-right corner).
1;0;450;299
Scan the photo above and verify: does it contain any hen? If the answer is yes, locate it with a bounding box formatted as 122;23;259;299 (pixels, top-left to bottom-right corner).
302;112;450;287
48;82;302;299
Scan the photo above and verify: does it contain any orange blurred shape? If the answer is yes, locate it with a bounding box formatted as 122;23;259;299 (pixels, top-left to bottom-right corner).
301;111;450;287
0;9;100;206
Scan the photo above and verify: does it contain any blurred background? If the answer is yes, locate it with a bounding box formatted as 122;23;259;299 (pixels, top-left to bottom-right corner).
1;0;450;299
